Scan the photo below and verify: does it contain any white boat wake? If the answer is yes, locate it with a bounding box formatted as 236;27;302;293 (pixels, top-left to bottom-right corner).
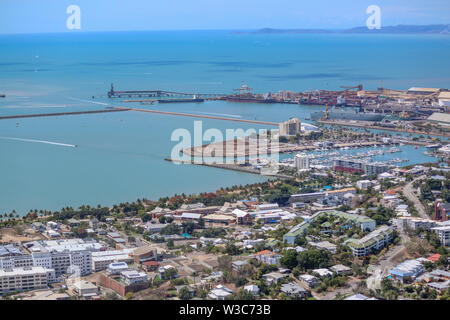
68;97;110;106
0;137;76;148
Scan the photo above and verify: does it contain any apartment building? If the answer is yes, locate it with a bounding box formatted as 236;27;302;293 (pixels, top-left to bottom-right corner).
0;267;55;295
295;153;310;170
393;217;437;231
432;225;450;247
279;118;301;136
333;159;389;175
345;225;394;257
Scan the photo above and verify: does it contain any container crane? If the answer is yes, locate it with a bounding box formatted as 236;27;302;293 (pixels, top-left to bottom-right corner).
340;84;363;93
233;81;253;96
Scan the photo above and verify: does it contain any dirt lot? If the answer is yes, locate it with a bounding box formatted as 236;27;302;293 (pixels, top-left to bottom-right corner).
0;226;45;243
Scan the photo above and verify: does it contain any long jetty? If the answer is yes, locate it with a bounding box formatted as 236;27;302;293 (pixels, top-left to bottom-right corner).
114;106;279;126
0;108;131;120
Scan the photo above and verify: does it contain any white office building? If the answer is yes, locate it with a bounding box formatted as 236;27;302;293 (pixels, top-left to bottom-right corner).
0;266;55;295
92;249;134;272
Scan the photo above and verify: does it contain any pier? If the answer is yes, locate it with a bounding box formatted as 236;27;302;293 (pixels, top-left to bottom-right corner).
0;108;131;121
114;106;279;126
107;84;226;99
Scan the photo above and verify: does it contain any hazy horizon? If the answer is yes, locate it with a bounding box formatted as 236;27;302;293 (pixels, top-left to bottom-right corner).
1;0;449;34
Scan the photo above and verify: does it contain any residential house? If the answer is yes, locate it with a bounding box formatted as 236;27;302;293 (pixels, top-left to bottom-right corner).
262;272;286;284
299;274;319;288
280;282;309;299
208;284;233;300
252;250;281;266
330;264;352;276
175;285;196;298
244;284;260;295
312;268;333;278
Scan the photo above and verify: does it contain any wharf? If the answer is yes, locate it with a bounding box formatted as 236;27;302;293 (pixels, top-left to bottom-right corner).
318;120;450;138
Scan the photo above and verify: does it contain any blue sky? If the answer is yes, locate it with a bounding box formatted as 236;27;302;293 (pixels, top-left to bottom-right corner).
0;0;449;34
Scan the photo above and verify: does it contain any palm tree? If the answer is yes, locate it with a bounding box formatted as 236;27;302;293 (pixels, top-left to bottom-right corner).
191;272;199;284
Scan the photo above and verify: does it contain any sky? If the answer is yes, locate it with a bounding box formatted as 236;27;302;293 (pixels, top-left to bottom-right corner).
0;0;449;34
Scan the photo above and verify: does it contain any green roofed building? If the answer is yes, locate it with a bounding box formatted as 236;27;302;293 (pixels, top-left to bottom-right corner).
283;221;311;244
323;210;376;231
283;210;376;244
344;225;394;257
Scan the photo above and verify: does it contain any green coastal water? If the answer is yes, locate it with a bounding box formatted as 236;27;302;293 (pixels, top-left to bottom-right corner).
0;31;449;214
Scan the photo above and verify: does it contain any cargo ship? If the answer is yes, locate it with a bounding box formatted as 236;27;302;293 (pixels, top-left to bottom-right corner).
311;107;385;121
226;81;278;103
225;95;277;103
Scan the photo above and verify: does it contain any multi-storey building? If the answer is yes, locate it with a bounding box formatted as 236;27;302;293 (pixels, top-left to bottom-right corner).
432;225;450;247
393;217;437;231
345;225;394;257
333;159;389;175
24;239;103;277
92;249;134;272
0;255;33;270
295;153;310;170
0;267;55;295
279;118;301;136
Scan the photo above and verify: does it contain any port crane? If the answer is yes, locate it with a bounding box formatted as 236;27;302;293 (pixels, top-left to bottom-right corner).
233;81;253;96
323;104;329;120
340;84;363;92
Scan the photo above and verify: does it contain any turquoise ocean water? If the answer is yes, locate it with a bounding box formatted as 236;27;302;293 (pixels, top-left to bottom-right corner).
0;31;449;214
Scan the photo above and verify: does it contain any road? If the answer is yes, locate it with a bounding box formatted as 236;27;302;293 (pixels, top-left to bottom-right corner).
402;175;429;219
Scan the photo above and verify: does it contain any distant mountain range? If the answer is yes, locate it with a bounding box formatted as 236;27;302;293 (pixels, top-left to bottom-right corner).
234;25;450;35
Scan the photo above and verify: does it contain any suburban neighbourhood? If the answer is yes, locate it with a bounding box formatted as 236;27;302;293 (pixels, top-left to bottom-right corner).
1;152;449;301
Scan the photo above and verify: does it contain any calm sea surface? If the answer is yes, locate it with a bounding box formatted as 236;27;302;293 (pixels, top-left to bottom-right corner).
0;31;449;214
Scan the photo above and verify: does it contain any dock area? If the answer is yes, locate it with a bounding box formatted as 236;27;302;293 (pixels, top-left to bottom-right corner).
318;119;450;138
